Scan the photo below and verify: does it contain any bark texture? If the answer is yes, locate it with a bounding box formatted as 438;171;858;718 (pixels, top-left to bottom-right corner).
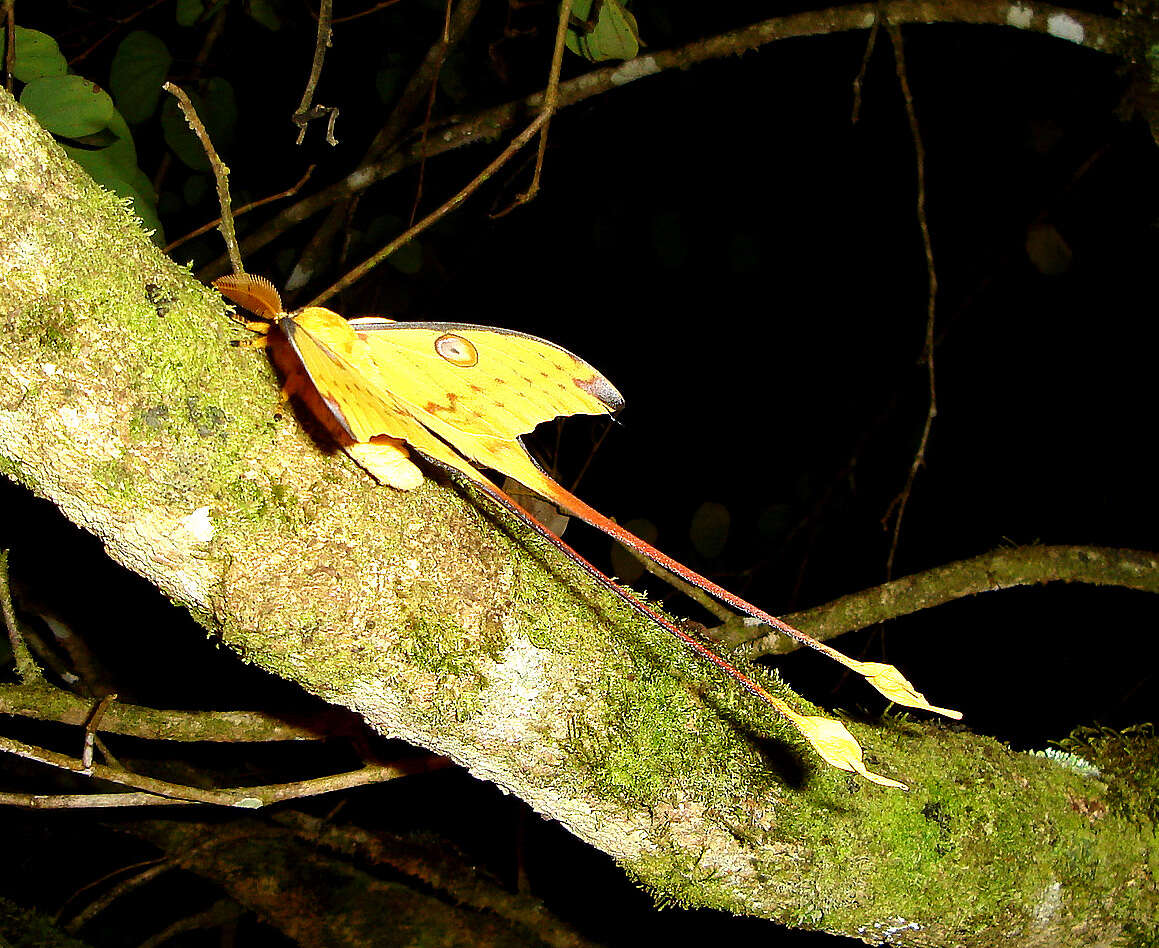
2;89;1156;946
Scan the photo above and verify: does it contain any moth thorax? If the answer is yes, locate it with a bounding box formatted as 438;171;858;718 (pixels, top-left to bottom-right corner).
434;333;478;367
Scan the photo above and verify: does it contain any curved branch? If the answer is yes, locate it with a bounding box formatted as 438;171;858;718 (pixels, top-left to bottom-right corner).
737;545;1159;657
0;730;450;807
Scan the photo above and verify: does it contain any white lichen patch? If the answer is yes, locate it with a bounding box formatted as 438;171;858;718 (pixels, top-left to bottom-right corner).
610;55;660;86
1032;881;1063;927
1046;12;1084;44
492;638;545;704
1006;3;1034;30
1028;747;1101;777
178;505;215;542
858;918;923;944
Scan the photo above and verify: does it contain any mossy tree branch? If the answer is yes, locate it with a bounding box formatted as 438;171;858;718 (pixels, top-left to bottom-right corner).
2;90;1157;945
730;545;1159;656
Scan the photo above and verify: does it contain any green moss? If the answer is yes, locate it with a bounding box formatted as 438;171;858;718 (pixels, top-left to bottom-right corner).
91;457;136;500
219;476;303;530
11;296;78;354
1067;724;1159;825
566;662;764;811
628;846;748;913
399;611;487;723
0;454;26;485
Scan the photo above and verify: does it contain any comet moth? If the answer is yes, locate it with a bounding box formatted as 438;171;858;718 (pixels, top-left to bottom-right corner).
216;272;961;788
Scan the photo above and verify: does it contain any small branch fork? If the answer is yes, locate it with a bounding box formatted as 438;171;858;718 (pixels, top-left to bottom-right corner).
0;552;450;810
292;0;340;146
493;0;575;215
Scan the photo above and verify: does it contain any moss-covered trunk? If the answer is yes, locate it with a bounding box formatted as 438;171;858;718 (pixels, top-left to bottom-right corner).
2;88;1156;946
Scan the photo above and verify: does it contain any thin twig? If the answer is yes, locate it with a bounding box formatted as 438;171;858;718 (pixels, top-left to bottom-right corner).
285;0;484;292
277;809;604;948
151;5;227;203
620;545;736;623
81;692;117;772
1;732;252;805
567;418;615;494
0;549;41;682
0;791;191;808
56;856;169;927
0;731;453;808
162;81;243;274
331;0;406;24
882;19;937;579
407;0;455;226
850;8;880;123
309;111;550;305
293;0;338;146
67;0;169;65
493;0;574;215
61;830;274;933
164;165;316;254
62;860;179;933
138;899;245;948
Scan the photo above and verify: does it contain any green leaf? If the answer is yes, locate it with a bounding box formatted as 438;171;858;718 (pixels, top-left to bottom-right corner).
5;27;67;82
110;31;172;124
246;0;282;31
20;76;115;139
176;0;206;26
565;0;641;63
64;112;165;245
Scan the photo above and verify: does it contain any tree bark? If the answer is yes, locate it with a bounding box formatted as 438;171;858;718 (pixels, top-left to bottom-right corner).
2;89;1156;946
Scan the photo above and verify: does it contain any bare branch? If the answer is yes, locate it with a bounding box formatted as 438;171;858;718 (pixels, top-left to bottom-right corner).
0;729;452;808
0;681;347;742
163;82;243;274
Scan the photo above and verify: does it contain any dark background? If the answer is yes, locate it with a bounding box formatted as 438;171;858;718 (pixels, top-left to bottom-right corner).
2;0;1157;944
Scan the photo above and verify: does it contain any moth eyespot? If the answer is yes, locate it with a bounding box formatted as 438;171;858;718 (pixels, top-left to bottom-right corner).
434;333;478;367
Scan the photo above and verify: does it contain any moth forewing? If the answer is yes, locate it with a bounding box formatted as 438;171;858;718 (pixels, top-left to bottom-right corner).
351;322;625;443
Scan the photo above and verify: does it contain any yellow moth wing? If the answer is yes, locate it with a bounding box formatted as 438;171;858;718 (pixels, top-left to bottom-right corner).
280;308;450;454
350;321;624;442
